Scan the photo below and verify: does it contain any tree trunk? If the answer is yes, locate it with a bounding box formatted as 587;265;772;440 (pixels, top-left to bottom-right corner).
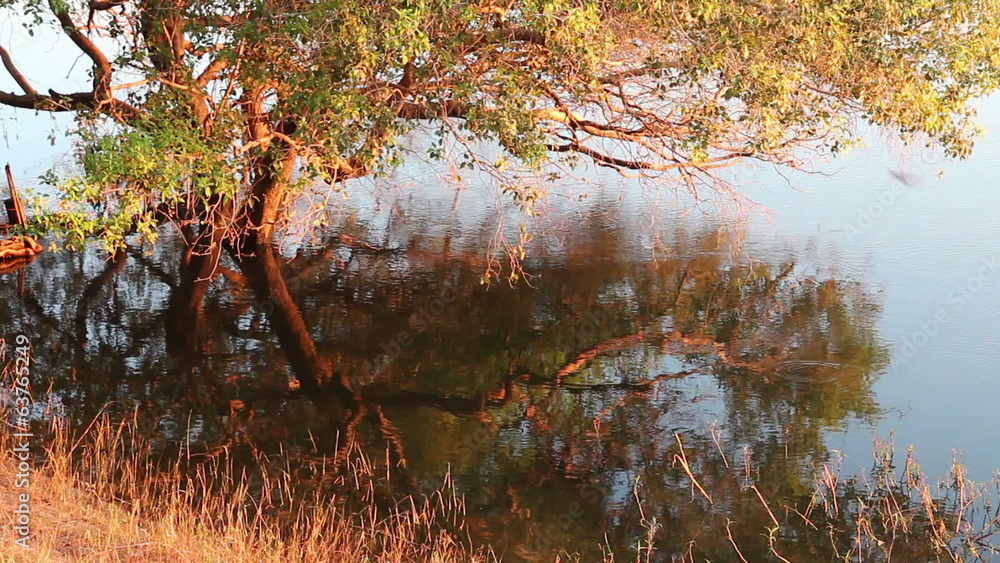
238;91;298;246
166;225;225;357
245;150;296;244
232;241;359;408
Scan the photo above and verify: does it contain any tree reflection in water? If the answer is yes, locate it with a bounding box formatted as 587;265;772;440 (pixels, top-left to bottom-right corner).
0;207;892;560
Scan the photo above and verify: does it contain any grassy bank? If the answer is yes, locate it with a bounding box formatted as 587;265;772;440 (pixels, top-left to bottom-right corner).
0;412;494;562
0;464;486;562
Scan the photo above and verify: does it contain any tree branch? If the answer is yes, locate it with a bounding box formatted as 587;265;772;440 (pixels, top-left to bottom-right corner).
533;107;662;142
549;141;752;172
50;0;114;102
89;0;124;10
0;89;138;120
396;99;469;120
597;63;681;85
0;46;36;95
548;141;679;171
479;27;547;47
196;56;228;87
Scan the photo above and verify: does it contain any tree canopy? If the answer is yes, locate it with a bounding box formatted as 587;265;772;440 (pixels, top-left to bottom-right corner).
2;0;999;252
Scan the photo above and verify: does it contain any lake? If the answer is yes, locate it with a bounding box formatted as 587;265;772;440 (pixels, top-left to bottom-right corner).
3;94;1000;559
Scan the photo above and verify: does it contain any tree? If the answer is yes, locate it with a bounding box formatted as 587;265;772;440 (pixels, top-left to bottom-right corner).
2;0;999;254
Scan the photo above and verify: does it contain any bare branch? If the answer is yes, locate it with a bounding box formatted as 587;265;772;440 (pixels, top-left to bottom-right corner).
88;0;124;10
0;89;138;120
0;46;36;95
196;56;229;87
50;0;114;101
549;140;751;173
549;141;678;171
533;107;664;142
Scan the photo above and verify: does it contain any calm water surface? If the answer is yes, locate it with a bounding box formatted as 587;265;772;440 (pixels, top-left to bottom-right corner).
3;94;1000;558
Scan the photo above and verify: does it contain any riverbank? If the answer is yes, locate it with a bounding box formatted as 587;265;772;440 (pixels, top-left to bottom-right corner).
0;413;494;562
0;464;491;562
0;457;266;561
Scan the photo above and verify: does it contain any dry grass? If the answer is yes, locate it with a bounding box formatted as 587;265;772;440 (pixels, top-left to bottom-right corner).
661;434;1000;562
803;439;1000;562
0;411;494;562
